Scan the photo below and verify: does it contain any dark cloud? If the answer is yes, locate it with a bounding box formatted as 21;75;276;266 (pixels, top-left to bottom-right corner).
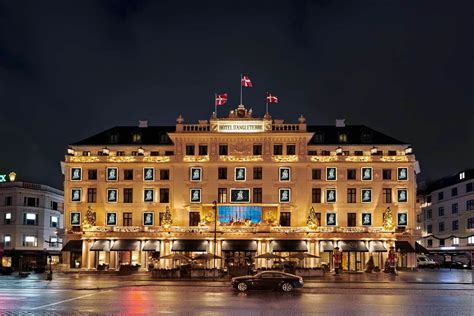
0;0;472;188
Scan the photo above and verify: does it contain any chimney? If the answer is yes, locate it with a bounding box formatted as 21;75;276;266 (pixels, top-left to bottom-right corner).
335;119;346;127
138;120;148;128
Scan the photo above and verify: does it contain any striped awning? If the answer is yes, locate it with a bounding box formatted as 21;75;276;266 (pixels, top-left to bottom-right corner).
143;240;161;252
61;240;83;252
338;240;368;252
369;241;387;252
90;240;111;251
319;241;334;252
222;240;257;252
110;240;140;251
271;240;308;252
171;240;208;252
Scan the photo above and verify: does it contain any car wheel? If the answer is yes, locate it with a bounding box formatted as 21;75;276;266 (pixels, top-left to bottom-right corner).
237;282;248;292
281;282;293;292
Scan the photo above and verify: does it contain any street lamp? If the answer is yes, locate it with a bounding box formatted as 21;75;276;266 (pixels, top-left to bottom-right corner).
212;200;217;278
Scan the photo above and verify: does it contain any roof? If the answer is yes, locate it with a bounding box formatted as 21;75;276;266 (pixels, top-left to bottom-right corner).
71;126;175;145
424;169;474;193
71;124;407;146
307;125;408;145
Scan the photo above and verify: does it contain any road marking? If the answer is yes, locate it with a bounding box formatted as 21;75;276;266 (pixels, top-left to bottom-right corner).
29;290;110;310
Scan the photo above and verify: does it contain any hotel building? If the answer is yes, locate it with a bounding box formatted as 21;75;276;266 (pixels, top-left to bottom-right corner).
418;169;474;264
61;105;420;272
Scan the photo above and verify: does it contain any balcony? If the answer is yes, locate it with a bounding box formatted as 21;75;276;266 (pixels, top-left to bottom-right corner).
66;155;172;163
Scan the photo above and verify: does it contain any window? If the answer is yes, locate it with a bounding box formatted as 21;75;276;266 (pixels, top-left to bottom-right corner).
312;188;321;203
189;212;200;226
253;144;262;155
468;236;474;245
198;145;208;156
321;150;330;156
159;189;169;203
4;213;12;224
132;133;141;143
361;131;372;142
87;188;97;203
451;187;458;197
382;169;392;180
219;145;228;156
160;169;170;180
88;169;97;180
116;151;125;156
452;203;458;214
23;213;37;225
388;150;397;156
426;209;432;219
439;239;445;247
338;133;348;143
123;188;133;203
165;151;174;156
218;167;227;180
123;213;132;226
466;182;473;193
383;188;392;203
4;196;12;206
427;224;432;234
354;150;363;156
82;151;91;156
347;213;356;227
452;237;459;245
253;167;262;180
347;188;356;203
286;144;296;155
24;197;39;207
51;201;58;210
158;212;165;226
4;235;11;247
218;188;227;203
280;212;291;226
253;188;262;203
273;144;283;155
427;239;433;247
452;220;459;231
23;236;37;247
347;169;356;180
150;151;160;156
468;218;474;229
124;169;133;180
314;133;324;143
308;150;317;155
438;207;444;217
467;200;474;211
426;195;432;203
185;145;195;155
438;191;444;201
312;169;321;180
50;215;59;228
439;222;445;232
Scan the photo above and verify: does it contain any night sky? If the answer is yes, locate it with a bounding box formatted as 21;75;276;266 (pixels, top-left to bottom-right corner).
1;0;472;189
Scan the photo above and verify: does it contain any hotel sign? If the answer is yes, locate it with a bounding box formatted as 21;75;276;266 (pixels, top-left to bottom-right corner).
215;120;269;133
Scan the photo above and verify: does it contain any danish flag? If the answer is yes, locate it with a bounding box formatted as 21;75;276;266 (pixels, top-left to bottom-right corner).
241;75;252;87
215;93;228;106
266;93;279;103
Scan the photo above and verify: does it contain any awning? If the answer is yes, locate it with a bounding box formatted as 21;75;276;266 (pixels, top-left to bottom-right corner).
171;240;208;252
143;240;161;252
369;241;387;252
319;241;334;252
222;240;257;252
395;241;415;253
110;240;140;251
338;240;368;252
415;242;429;254
90;240;111;251
271;240;307;252
61;240;83;252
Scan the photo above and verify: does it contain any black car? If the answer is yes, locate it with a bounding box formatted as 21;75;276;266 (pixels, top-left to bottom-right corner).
231;271;304;292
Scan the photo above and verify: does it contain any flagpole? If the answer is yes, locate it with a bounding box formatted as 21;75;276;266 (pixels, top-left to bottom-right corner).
240;74;243;105
265;92;269;114
214;93;217;117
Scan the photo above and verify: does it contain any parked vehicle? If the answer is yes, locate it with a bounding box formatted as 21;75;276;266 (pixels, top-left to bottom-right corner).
445;261;470;269
231;271;304;292
417;255;438;269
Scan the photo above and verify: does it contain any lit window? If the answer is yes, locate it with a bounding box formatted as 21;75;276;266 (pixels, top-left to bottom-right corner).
132;133;142;143
452;237;459;245
4;235;11;242
51;216;59;228
459;172;465;180
26;213;36;220
25;236;35;242
468;236;474;245
5;213;11;219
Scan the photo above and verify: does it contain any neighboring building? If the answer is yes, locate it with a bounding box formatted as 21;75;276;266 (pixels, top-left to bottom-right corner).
418;169;474;265
0;181;64;271
61;105;420;272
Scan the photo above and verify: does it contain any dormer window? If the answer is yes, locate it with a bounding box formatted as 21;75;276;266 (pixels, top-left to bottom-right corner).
159;133;169;144
314;133;324;143
361;131;373;143
338;133;348;143
132;133;142;143
109;133;119;143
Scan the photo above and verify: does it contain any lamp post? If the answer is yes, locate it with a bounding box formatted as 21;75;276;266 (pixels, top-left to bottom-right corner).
212;200;217;278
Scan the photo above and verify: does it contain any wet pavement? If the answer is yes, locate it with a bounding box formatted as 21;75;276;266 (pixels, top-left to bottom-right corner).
0;269;473;315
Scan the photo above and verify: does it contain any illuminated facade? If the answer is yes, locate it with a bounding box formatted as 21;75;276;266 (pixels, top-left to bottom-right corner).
61;105;420;272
